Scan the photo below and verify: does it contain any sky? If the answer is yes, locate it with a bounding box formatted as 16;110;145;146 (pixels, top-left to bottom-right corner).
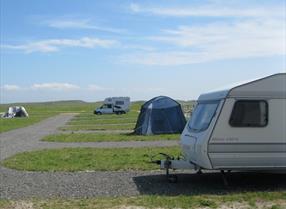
0;0;285;103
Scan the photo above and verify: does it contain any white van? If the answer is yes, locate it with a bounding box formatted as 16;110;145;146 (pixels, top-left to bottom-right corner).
94;97;130;115
160;73;286;176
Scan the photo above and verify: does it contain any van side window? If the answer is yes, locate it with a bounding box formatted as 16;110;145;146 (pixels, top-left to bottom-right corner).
229;100;268;127
115;101;124;105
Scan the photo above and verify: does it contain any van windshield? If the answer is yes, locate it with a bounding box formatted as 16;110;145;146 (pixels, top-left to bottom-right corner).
188;101;219;132
101;104;112;109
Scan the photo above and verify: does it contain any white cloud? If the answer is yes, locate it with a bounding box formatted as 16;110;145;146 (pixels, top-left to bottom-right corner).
129;3;284;18
2;85;21;91
87;84;113;91
48;19;92;29
123;44;156;51
121;51;214;65
2;37;118;53
120;18;286;65
130;3;141;13
47;19;126;34
31;83;80;91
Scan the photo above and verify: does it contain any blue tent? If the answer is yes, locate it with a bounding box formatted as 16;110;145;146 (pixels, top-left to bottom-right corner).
134;96;186;135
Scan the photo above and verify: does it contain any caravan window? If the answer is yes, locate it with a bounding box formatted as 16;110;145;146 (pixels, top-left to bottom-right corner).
229;100;268;127
115;101;124;105
188;101;219;132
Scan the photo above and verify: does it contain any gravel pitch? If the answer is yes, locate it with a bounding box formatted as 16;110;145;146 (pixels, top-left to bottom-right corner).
1;114;285;200
0;114;75;160
0;114;177;199
0;114;178;161
1;166;286;200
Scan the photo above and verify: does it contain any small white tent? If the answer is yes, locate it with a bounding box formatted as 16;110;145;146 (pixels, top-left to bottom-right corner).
3;106;29;118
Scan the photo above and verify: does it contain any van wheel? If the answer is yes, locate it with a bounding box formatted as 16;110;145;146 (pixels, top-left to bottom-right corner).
96;112;102;115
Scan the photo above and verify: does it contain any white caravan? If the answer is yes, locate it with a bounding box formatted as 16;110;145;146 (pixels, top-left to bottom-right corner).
94;97;130;115
160;73;286;177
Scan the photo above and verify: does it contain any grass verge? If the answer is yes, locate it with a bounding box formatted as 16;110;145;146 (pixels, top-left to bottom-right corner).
0;113;57;133
0;101;97;133
62;111;139;131
1;147;180;171
42;133;180;142
60;123;136;131
1;192;286;209
67;118;138;125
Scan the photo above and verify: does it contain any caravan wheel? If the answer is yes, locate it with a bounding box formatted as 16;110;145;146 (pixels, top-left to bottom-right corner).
168;175;178;183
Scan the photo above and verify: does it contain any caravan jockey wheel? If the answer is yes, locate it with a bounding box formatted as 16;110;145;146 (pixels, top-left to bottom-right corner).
168;174;178;183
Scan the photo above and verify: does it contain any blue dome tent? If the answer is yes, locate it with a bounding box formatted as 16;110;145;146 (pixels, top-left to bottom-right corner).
134;96;186;135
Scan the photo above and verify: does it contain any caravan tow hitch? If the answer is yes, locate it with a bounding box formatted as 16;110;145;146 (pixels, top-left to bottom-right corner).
163;155;178;183
151;153;178;183
151;153;196;183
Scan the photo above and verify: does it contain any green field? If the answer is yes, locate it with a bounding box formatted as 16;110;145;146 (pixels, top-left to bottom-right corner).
58;100;193;132
1;100;285;208
0;100;191;133
0;101;98;133
42;133;180;142
60;123;136;131
1;192;285;209
59;104;141;131
68;118;137;125
2;147;181;171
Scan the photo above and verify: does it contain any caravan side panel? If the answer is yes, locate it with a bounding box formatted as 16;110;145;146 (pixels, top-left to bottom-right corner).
208;98;286;169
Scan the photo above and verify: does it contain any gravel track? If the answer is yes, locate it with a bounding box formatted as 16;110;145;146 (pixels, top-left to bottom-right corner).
0;114;177;160
1;166;285;200
0;114;76;161
0;114;177;199
1;114;285;200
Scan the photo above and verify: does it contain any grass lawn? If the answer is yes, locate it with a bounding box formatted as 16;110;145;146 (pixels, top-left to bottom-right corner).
1;192;285;209
72;112;139;120
0;101;143;133
60;123;136;131
0;116;54;133
59;104;141;131
2;147;180;171
74;111;140;119
42;133;180;142
68;118;138;125
0;101;98;133
62;111;139;129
